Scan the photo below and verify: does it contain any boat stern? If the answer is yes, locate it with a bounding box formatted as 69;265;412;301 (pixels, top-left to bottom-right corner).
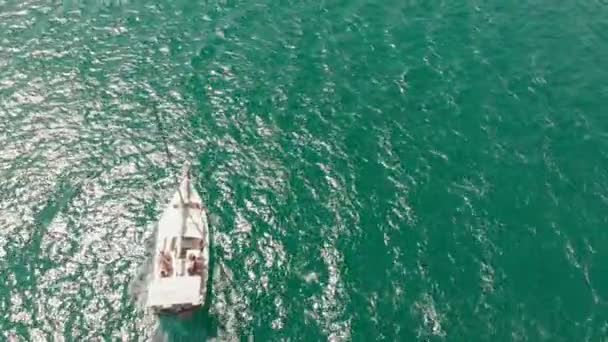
146;276;204;312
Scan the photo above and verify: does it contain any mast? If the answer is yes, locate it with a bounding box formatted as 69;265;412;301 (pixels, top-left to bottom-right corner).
177;163;191;270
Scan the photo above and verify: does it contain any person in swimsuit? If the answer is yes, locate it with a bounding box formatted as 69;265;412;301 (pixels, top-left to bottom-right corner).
160;251;173;277
187;254;196;275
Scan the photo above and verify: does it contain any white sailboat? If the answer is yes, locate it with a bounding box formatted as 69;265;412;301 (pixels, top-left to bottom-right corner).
146;164;210;314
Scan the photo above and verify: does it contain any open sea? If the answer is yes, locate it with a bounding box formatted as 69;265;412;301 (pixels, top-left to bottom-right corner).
1;0;608;341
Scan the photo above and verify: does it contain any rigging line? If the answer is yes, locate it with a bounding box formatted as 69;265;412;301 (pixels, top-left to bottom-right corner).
152;105;205;237
151;104;186;205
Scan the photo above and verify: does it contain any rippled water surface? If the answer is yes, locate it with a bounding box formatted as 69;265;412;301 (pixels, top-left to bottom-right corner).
1;0;608;340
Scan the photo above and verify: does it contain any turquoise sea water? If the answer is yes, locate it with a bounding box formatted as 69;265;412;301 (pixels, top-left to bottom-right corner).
1;0;608;340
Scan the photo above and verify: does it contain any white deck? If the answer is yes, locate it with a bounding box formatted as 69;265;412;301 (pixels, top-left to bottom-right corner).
156;175;206;240
147;277;203;308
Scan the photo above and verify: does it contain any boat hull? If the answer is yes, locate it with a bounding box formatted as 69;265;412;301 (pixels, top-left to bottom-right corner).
145;165;210;314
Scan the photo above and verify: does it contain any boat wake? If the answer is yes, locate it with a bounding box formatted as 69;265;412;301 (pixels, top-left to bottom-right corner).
127;229;185;341
129;231;158;310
